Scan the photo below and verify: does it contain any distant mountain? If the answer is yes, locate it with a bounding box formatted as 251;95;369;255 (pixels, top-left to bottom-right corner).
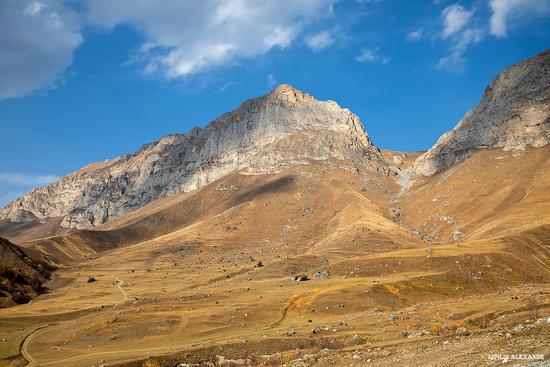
0;84;388;229
414;49;550;176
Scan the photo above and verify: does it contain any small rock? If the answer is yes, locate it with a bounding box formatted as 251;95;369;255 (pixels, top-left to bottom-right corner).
456;327;470;336
407;330;424;338
291;274;309;282
314;270;330;278
87;276;96;283
388;314;398;321
312;325;327;334
513;324;525;333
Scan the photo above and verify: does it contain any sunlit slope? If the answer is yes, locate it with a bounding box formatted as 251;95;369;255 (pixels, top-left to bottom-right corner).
400;145;550;243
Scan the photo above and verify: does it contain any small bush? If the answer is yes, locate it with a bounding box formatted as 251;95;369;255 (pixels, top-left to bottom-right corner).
428;323;443;335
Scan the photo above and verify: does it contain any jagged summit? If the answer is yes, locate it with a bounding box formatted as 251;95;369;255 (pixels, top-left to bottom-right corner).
265;83;314;103
0;85;387;229
414;48;550;176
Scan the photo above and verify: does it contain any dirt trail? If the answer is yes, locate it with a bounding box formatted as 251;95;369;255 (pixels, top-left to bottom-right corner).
20;325;49;366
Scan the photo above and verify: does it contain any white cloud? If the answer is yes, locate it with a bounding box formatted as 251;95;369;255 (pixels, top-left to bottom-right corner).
356;47;390;64
220;81;238;92
406;30;423;41
489;0;550;37
305;30;335;51
441;4;473;38
436;3;484;73
0;0;82;99
437;28;484;73
0;172;60;187
267;74;277;87
86;0;333;79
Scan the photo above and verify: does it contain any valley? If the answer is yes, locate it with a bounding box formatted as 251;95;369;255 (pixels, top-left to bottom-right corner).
0;49;549;367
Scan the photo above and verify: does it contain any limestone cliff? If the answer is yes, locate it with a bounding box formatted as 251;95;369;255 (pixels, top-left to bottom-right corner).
0;84;387;229
414;49;550;176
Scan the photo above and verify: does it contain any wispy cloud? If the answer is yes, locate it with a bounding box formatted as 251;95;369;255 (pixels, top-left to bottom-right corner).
220;81;238;92
489;0;550;37
437;28;484;73
356;47;390;64
0;172;59;207
0;172;59;187
441;4;473;38
406;30;423;42
305;30;335;51
437;3;483;73
267;74;277;87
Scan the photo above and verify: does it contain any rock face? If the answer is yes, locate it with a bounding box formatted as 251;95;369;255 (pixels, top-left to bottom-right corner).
0;84;387;229
414;49;550;176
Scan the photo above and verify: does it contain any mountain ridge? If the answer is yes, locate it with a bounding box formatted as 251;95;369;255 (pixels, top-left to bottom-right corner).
413;49;550;176
0;84;387;229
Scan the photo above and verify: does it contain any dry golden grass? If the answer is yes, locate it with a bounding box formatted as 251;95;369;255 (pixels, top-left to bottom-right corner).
0;149;549;367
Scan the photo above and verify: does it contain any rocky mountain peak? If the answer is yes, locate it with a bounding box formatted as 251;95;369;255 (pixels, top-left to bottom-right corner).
413;49;550;176
0;85;387;229
265;83;313;104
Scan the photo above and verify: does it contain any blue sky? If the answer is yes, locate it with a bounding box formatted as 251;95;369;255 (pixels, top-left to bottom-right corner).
0;0;549;206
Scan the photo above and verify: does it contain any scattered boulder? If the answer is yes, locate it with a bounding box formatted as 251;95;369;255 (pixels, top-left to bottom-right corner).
87;276;96;283
439;215;455;224
513;324;525;333
456;327;470;336
291;274;309;282
407;330;424;338
312;325;327;334
255;261;263;268
452;230;465;241
388;314;398;321
314;271;330;278
362;226;370;233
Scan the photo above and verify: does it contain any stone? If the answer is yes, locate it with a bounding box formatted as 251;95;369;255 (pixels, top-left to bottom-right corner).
291;274;309;282
513;324;525;333
456;327;470;336
314;271;330;278
407;330;424;338
388;314;398;321
87;276;96;283
0;84;388;229
414;49;550;176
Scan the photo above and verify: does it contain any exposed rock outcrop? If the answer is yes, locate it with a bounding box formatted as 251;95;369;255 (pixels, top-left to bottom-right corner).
0;84;387;229
414;49;550;176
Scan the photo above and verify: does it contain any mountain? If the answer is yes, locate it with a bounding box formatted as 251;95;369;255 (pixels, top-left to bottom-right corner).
0;51;549;367
414;49;550;176
0;84;388;230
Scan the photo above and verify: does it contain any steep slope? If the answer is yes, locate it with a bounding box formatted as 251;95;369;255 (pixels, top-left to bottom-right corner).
400;145;550;243
0;237;52;307
413;48;550;176
0;84;387;230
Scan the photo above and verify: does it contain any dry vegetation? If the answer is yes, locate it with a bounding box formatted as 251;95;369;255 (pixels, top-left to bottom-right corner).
0;147;549;367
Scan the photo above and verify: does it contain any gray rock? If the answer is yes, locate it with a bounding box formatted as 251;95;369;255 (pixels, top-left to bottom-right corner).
0;84;388;229
407;330;424;338
291;274;309;282
513;324;525;333
414;49;550;176
456;327;470;336
314;271;330;278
